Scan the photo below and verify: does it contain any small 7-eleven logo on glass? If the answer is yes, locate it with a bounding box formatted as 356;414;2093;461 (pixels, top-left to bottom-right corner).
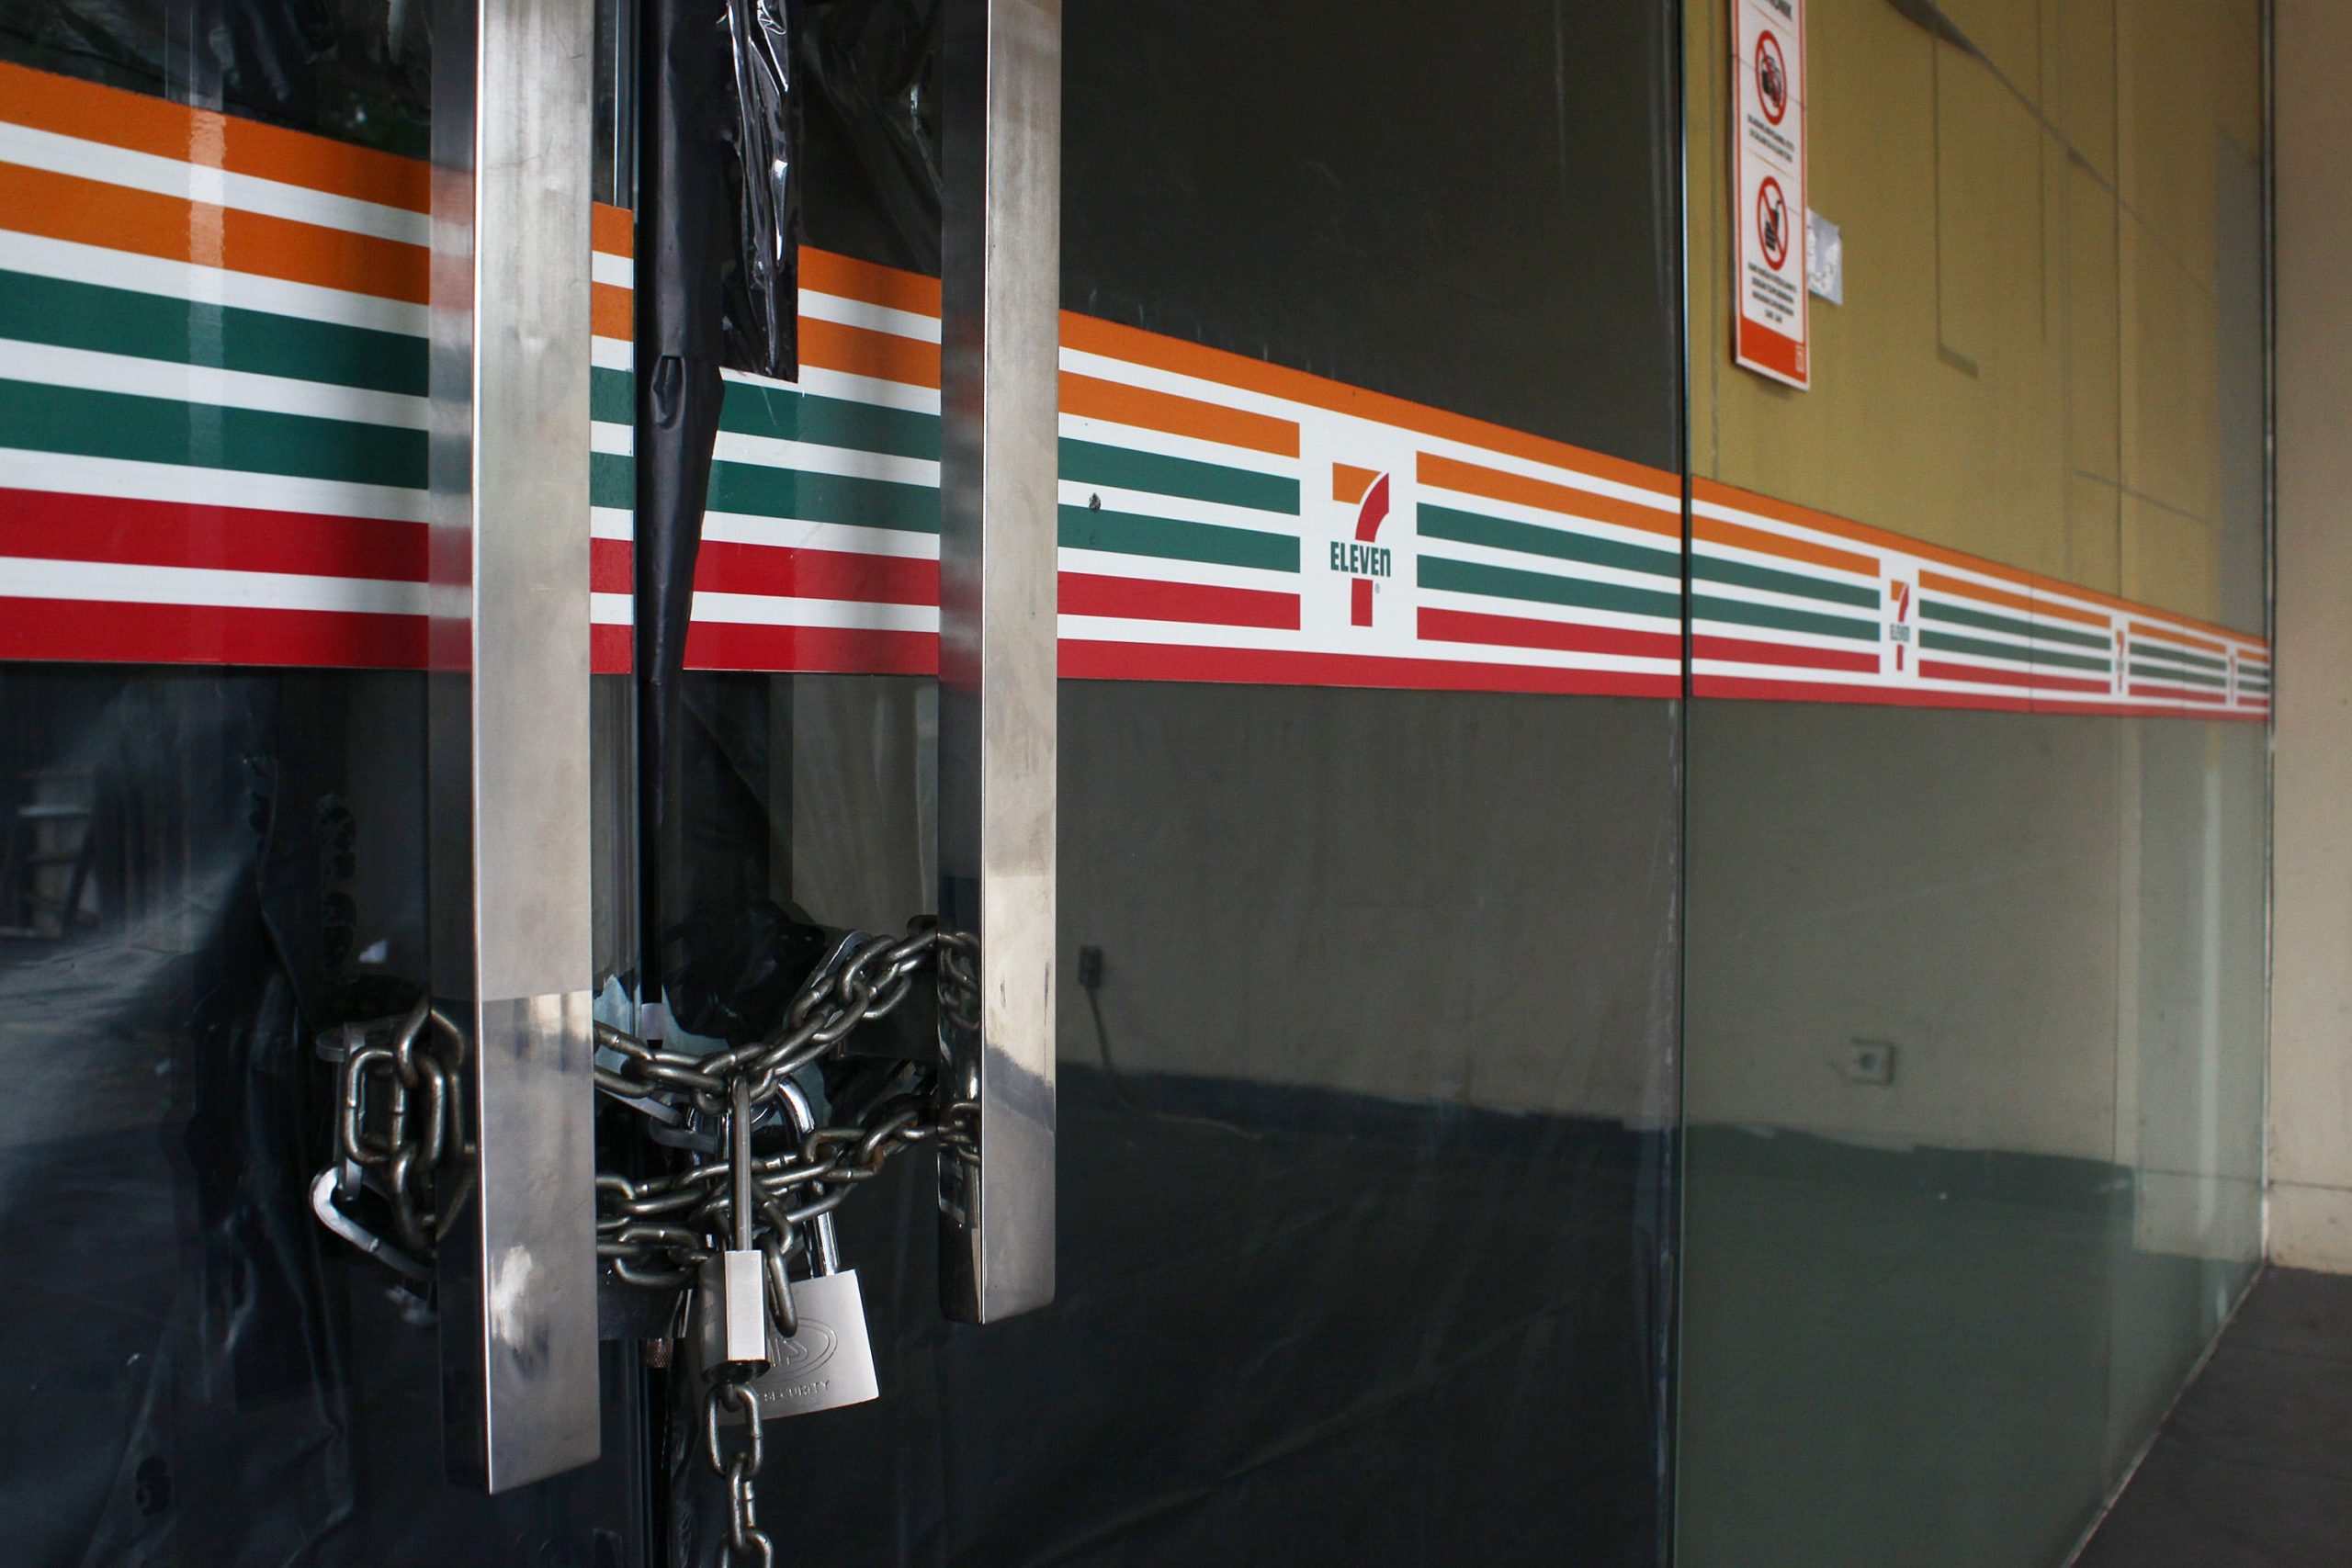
1886;575;1917;672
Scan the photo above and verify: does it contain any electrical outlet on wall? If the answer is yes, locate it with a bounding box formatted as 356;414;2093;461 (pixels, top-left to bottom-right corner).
1837;1039;1897;1086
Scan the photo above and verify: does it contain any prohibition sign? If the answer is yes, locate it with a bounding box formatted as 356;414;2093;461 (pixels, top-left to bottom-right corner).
1757;176;1791;271
1756;29;1789;125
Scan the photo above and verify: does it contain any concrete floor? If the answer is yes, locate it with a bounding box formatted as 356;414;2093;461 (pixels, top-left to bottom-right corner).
2076;1268;2352;1566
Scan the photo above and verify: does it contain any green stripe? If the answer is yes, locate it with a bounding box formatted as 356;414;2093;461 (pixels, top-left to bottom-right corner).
1922;597;2110;651
1694;592;1881;642
1424;555;1680;620
707;459;938;533
0;270;426;397
1421;503;1679;580
1920;629;2109;673
1061;502;1297;572
589;367;944;464
1062;438;1298;514
2130;641;2228;674
1696;551;1879;608
591;452;635;510
0;377;422;488
2130;661;2226;689
724;379;939;461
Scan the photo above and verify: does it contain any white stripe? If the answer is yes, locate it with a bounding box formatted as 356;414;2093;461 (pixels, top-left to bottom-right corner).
592;336;634;371
0;226;428;336
0;336;427;427
1416;585;1679;637
592;251;633;288
591;590;631;625
691;592;936;632
1694;658;1880;685
591;422;636;458
794;363;938;414
0;447;428;521
713;429;936;487
702;513;937;559
592;505;633;541
0;554;426;615
1059;478;1296;536
800;288;940;344
1061;412;1298;481
1058;547;1296;595
0;120;428;244
1057;613;1676;672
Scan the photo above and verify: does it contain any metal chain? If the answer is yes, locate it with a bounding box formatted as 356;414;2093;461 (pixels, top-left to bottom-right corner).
313;917;981;1563
704;1380;774;1568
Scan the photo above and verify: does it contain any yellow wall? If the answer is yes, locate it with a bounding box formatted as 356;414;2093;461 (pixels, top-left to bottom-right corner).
1689;0;2265;629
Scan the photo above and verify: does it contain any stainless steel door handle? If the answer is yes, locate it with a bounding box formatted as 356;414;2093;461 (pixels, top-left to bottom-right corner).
936;0;1062;1324
427;0;600;1490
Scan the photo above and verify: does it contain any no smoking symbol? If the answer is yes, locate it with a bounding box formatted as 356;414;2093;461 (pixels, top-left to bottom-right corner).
1757;176;1790;270
1756;30;1788;125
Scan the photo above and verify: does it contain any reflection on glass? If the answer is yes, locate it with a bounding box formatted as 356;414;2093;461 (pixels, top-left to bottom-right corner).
1678;0;2268;1562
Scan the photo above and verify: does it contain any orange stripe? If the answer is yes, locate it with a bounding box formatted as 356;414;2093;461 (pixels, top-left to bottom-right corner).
591;203;634;258
1063;371;1298;458
592;282;634;341
1419;452;1676;539
802;316;940;389
0;60;427;212
2131;621;2229;657
1332;464;1379;504
0;161;425;303
1696;513;1877;579
1062;311;1675;502
800;247;940;318
1920;571;2034;623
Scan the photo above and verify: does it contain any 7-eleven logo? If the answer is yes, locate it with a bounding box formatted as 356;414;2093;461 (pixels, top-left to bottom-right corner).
1329;464;1395;627
1885;570;1917;676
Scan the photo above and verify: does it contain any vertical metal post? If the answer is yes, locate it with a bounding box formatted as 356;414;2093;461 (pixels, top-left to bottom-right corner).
937;0;1061;1323
429;0;600;1490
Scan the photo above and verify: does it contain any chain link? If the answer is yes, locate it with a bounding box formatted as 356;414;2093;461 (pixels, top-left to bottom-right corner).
314;917;981;1561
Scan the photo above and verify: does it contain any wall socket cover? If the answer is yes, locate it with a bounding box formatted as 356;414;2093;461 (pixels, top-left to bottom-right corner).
1838;1039;1896;1086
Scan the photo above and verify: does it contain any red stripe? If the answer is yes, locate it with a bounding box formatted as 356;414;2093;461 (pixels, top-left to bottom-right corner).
1063;639;1679;696
591;536;633;594
685;622;936;674
0;595;424;667
1060;572;1299;630
1351;577;1373;627
0;487;425;581
591;622;631;674
1693;632;1878;673
693;541;936;605
1419;606;1680;661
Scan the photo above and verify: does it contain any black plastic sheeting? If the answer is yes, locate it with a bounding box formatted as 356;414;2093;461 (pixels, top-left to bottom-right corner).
0;670;645;1566
634;0;803;1013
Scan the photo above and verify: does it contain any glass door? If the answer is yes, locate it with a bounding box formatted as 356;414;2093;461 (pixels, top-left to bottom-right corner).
620;1;1691;1562
0;0;647;1561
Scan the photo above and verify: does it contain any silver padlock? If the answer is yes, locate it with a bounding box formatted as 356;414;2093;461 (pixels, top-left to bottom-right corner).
750;1080;879;1418
696;1079;773;1380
